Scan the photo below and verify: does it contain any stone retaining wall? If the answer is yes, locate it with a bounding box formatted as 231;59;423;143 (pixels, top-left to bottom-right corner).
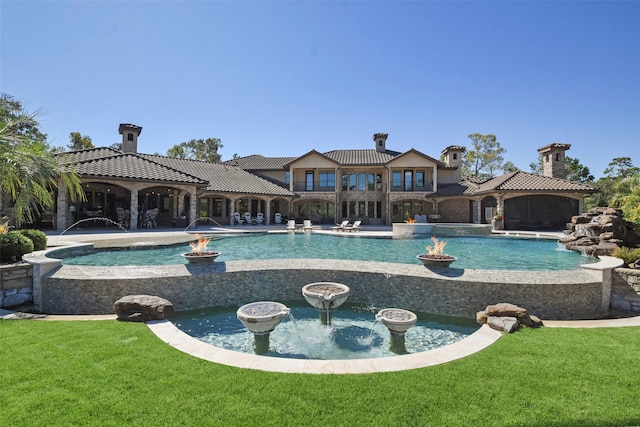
0;263;33;308
41;259;607;320
611;268;640;313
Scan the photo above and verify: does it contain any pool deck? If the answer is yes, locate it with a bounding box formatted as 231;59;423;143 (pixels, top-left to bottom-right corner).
8;225;635;374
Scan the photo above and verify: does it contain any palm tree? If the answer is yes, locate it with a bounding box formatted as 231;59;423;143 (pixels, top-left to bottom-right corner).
0;95;84;226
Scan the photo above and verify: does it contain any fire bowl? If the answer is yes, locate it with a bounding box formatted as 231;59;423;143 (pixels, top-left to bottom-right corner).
181;251;221;263
236;301;291;335
376;308;417;335
416;254;457;268
302;282;350;311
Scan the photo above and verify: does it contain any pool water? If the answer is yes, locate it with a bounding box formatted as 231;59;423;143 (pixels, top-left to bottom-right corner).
170;302;479;360
58;232;593;270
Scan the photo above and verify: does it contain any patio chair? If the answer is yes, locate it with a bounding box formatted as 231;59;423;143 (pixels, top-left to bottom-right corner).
234;212;243;225
145;208;159;228
303;219;312;231
344;220;362;232
286;220;296;231
274;213;282;224
244;212;253;224
331;220;349;232
256;213;264;224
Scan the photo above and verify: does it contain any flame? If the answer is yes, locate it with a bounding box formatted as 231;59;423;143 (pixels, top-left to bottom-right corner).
425;236;447;256
189;234;211;252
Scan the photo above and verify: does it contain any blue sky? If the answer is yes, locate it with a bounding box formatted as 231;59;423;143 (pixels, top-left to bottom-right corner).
2;1;638;178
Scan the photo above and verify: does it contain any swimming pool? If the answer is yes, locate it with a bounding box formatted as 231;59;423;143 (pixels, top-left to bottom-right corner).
57;232;594;270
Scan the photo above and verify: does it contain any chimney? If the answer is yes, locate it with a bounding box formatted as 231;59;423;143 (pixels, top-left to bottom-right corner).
119;123;143;153
373;133;388;153
441;145;466;168
537;143;571;179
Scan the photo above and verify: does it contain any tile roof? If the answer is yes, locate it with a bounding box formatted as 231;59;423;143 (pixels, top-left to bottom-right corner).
322;149;402;165
476;171;598;193
140;154;294;196
57;149;206;185
222;155;297;170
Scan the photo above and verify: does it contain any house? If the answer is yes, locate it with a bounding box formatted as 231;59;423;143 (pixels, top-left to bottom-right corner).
7;124;597;231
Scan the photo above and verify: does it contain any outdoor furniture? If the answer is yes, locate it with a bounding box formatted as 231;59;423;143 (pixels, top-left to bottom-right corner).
303;220;312;231
256;213;264;224
286;220;296;231
331;220;349;232
274;213;282;224
244;212;252;224
344;220;362;232
234;212;243;225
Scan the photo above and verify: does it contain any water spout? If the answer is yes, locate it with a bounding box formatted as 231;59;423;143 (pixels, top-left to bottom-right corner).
184;217;223;231
59;217;129;235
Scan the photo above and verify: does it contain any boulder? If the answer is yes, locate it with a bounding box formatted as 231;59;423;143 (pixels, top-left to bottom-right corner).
477;303;543;331
487;316;519;333
114;295;174;322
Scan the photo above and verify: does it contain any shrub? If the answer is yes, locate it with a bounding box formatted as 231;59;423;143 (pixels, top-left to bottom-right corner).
18;229;47;251
0;231;34;263
611;246;640;267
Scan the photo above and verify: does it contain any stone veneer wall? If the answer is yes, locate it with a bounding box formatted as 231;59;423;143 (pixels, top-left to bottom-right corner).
0;263;33;308
41;258;606;320
611;268;640;313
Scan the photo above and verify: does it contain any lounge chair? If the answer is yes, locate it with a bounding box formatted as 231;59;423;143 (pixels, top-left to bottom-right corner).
286;219;296;231
344;220;362;232
274;213;282;224
331;220;349;232
303;219;312;231
244;212;253;224
256;213;264;224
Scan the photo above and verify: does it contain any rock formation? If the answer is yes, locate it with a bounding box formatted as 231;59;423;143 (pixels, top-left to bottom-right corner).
114;294;174;322
561;207;640;257
476;303;543;333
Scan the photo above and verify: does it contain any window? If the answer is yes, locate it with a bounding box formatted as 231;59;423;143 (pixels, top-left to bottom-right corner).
376;201;382;218
392;170;402;188
358;173;366;191
349;174;357;191
415;170;425;188
341;174;348;191
404;170;413;191
305;171;314;191
556;153;561;161
127;133;134;141
453;153;457;160
367;201;374;218
367;174;375;191
285;172;290;184
319;171;335;189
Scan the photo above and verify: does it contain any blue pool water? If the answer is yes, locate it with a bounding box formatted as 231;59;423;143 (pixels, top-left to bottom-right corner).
58;232;594;270
170;302;479;360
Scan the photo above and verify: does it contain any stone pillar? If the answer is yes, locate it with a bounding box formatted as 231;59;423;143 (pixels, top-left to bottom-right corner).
177;192;185;217
129;189;138;230
56;180;69;231
264;198;271;225
189;192;197;224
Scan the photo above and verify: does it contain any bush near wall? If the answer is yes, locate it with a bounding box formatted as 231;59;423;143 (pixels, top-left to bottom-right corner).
0;232;34;263
18;229;47;251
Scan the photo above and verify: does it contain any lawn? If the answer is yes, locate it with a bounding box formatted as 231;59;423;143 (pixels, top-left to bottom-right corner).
1;319;639;426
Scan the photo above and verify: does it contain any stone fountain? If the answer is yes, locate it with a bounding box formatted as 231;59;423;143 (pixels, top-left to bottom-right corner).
375;308;417;355
301;282;350;325
236;301;291;354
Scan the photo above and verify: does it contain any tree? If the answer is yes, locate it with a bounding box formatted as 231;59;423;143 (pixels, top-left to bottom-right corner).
462;133;506;180
166;138;223;162
67;132;94;151
585;157;639;211
0;94;84;225
109;142;122;151
502;161;519;174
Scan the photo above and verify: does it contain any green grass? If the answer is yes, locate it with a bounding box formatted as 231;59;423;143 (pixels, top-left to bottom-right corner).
1;320;639;426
